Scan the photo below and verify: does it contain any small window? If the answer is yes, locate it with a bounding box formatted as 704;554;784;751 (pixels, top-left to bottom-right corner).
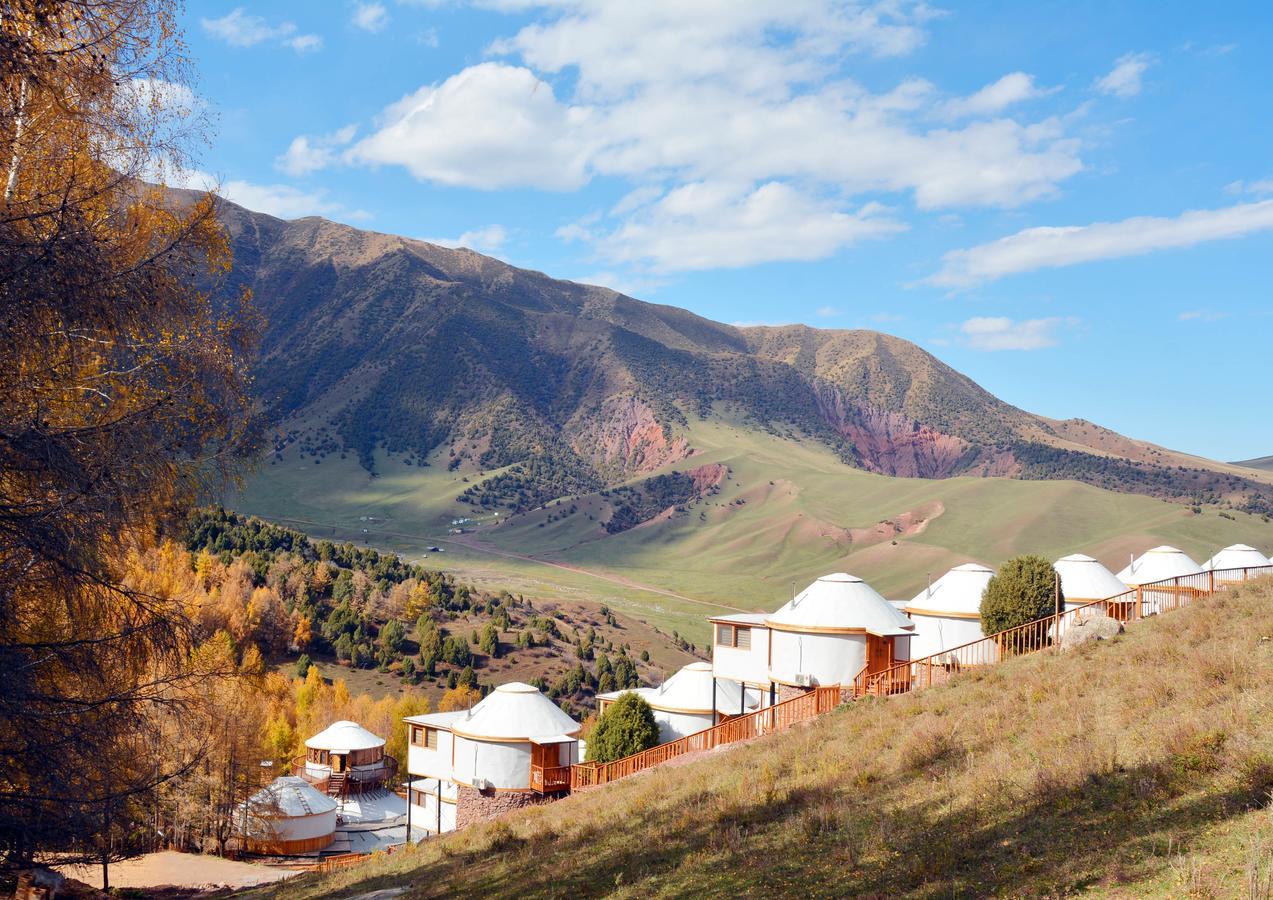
734;626;751;650
424;727;440;751
715;623;734;646
410;725;424;747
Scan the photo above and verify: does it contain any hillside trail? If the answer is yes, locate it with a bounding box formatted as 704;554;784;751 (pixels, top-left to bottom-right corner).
266;515;746;614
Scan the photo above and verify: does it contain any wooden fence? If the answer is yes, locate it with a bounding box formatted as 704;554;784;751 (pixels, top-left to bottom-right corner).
852;564;1272;698
570;685;841;789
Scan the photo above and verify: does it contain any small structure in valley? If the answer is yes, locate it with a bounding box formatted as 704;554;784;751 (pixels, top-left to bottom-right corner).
766;573;914;698
596;661;755;743
903;563;994;658
239;775;337;855
1053;553;1129;611
294;720;396;799
404;682;581;834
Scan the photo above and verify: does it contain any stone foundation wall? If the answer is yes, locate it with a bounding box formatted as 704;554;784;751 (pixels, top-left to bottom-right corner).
777;683;813;703
455;784;554;830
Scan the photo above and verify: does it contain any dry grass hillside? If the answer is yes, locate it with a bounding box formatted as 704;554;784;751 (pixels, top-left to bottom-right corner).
248;579;1273;899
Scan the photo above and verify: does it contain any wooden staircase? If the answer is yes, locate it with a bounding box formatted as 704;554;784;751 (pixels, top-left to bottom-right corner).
327;771;347;799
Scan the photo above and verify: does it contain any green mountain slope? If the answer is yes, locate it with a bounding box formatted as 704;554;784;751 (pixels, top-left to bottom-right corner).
246;578;1273;899
193;192;1271;516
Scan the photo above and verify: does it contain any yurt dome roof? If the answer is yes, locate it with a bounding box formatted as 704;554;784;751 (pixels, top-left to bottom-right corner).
600;662;754;715
1116;546;1203;585
1202;544;1272;571
904;563;993;616
1054;554;1128;601
245;776;338;818
451;682;581;741
766;573;915;636
304;720;385;752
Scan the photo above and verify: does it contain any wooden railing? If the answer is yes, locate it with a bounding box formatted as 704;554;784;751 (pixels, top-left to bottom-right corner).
290;755;398;798
530;764;572;794
853;564;1273;698
570;685;841;789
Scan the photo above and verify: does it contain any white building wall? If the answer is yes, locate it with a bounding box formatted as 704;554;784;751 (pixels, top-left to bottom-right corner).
249;809;335;843
452;736;531;790
652;709;713;743
768;630;866;687
409;780;457;835
711;626;771;686
908;614;984;659
406;731;455;782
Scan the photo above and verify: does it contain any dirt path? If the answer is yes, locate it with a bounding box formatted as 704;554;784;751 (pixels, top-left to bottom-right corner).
56;851;297;890
267;515;745;614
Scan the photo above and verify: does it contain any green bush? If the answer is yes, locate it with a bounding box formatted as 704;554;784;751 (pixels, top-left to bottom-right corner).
586;692;659;763
980;555;1063;635
294;654;312;678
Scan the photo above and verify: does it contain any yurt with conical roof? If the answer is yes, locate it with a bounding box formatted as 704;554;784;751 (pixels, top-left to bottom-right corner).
296;720;394;797
453;681;580;794
904;563;993;658
1202;544;1273;582
766;573;914;697
239;775;337;854
1116;546;1204;618
1054;554;1129;611
596;662;755;743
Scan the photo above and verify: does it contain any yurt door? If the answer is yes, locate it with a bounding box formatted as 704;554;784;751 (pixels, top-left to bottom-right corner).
865;635;893;674
333;753;346;774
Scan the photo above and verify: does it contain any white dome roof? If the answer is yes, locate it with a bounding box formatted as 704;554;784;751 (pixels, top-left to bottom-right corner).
767;573;915;636
904;563;993;616
1054;554;1128;601
643;662;754;715
1116;546;1203;585
245;775;338;818
1202;544;1272;571
451;682;581;741
304;720;385;752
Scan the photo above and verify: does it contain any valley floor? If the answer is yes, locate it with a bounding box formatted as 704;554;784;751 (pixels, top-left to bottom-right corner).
241;578;1273;898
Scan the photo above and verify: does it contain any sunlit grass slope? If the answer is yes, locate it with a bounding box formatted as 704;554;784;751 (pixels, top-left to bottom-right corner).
230;415;1273;642
248;577;1273;899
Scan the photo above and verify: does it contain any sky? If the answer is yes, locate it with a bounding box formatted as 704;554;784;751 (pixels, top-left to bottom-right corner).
176;1;1273;461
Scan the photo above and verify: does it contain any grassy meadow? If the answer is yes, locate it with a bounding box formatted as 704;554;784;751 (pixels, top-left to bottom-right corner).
245;576;1273;899
229;416;1273;644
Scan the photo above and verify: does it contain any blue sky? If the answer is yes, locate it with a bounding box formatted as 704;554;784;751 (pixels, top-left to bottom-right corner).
177;2;1272;461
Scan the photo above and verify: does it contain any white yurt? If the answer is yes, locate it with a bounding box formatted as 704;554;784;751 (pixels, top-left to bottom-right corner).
1053;554;1129;611
1201;544;1272;576
450;682;581;792
1116;546;1204;618
596;662;755;743
766;573;915;689
239;775;337;854
300;720;393;795
904;563;994;658
1116;546;1203;586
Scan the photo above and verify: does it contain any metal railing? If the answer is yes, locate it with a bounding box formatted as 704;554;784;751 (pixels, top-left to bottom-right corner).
853;564;1273;698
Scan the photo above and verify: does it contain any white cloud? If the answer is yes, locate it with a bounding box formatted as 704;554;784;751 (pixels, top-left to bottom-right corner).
930;199;1273;288
219;181;369;221
424;224;508;253
346;1;1086;272
593;181;905;271
1178;309;1229;323
942;72;1055;118
958;316;1074;351
572;270;666;298
816;305;841;317
275;125;357;176
122;77;200;117
1225;178;1273;197
1094;52;1153;98
353;2;390;32
201;8;321;53
347;63;591;190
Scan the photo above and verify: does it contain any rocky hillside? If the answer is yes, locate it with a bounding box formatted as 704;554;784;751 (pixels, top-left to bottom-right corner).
190;191;1270;515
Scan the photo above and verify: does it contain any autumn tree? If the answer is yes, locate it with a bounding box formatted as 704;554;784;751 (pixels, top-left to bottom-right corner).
0;0;256;879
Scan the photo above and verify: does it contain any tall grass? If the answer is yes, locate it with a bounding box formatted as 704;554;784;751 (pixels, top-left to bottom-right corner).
251;578;1273;899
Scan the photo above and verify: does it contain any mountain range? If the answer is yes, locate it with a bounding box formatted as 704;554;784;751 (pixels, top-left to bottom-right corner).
196;191;1270;518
